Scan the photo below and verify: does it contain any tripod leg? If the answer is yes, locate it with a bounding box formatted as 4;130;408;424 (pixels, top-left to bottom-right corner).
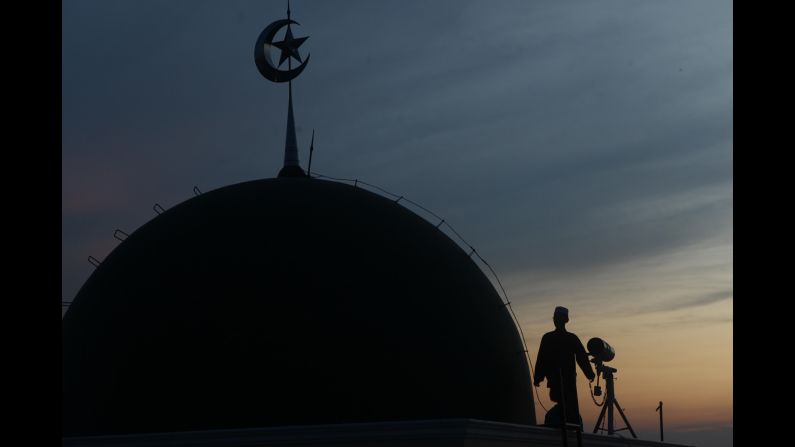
613;399;637;439
593;403;607;434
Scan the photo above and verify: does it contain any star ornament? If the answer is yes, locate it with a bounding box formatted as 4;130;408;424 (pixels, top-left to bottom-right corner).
272;26;309;67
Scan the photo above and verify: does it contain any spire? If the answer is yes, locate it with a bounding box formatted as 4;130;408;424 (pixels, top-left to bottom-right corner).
278;82;306;177
270;0;308;178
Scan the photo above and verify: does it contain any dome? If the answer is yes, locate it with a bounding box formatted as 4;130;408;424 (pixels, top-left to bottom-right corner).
62;178;536;436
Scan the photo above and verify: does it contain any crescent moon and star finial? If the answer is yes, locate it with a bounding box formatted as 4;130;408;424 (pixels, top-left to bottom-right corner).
255;3;310;83
256;1;311;178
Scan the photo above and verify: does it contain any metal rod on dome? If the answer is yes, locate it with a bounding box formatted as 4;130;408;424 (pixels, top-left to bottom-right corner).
307;129;315;177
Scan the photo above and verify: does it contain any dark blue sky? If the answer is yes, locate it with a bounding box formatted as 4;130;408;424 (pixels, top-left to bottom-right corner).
62;1;732;445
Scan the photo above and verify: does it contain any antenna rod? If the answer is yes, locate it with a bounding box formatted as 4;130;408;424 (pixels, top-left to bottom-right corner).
656;401;664;442
307;129;315;177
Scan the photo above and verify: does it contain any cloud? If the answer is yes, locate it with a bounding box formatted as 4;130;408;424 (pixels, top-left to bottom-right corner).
644;289;733;314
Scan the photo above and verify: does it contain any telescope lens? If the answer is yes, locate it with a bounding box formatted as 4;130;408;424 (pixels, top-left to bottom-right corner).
587;337;615;362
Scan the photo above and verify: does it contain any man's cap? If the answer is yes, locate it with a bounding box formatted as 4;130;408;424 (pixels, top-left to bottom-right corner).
554;306;569;320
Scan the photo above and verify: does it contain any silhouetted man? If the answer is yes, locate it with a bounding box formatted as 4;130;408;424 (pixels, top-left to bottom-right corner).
534;306;595;427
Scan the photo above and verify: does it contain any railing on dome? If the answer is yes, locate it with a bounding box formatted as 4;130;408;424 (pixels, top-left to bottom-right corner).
311;172;548;413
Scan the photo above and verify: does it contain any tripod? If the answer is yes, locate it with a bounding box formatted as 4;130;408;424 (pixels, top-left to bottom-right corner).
592;360;637;438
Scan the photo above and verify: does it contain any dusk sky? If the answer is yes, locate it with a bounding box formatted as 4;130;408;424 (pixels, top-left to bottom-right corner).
62;1;732;446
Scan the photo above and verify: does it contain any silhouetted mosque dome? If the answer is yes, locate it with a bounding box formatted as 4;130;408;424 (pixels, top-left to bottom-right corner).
62;177;536;436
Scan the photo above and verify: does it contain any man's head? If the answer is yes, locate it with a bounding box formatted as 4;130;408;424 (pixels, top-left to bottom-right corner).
553;306;569;328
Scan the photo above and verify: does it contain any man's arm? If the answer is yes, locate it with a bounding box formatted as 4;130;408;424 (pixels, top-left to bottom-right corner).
534;334;548;386
574;336;596;381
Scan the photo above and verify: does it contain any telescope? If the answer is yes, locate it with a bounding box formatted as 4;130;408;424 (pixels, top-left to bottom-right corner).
585;337;636;438
587;337;615;363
